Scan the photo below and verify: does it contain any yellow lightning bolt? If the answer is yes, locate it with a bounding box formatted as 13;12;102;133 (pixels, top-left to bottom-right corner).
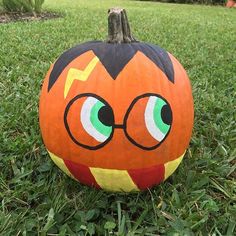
64;56;99;98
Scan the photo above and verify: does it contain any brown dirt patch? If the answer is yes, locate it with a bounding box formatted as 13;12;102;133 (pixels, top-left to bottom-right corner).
0;12;61;24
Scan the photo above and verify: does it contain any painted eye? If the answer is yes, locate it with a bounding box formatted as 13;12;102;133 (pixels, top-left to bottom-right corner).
64;94;114;150
124;94;172;150
145;96;172;141
81;97;114;141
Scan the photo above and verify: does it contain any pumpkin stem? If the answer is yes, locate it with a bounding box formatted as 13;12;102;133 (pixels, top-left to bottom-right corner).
107;8;138;43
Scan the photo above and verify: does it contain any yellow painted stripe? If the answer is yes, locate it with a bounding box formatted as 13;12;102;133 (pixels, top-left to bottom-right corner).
90;168;139;192
64;56;99;98
48;151;76;180
164;151;186;180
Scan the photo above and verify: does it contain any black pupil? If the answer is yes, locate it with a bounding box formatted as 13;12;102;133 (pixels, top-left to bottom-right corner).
98;105;114;126
161;104;172;125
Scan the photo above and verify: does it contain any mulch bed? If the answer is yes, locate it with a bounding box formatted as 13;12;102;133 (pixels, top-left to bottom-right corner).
0;12;61;24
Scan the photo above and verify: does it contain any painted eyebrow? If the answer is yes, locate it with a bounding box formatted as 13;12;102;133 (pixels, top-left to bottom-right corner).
48;41;174;92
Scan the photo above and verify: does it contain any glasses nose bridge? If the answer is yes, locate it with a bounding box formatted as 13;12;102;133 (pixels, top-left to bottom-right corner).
113;123;125;129
112;107;126;126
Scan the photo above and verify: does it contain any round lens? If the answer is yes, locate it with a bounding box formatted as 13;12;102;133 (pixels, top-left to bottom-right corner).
64;94;114;150
124;93;172;150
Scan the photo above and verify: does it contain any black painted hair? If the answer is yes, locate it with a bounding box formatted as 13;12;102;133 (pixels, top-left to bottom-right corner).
48;41;174;92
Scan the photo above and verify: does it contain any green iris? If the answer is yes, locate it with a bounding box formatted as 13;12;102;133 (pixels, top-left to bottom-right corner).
90;100;112;138
153;98;171;135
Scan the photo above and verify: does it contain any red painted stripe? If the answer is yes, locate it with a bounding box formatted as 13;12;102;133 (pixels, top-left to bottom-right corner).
64;160;101;189
128;164;165;190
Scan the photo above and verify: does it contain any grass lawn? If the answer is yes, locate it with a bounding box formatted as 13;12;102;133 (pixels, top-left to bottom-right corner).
0;0;236;235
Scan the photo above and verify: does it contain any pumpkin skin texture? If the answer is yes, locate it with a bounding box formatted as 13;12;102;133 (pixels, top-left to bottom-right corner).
39;41;194;192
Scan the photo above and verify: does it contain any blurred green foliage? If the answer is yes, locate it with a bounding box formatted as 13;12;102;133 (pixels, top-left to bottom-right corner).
2;0;45;13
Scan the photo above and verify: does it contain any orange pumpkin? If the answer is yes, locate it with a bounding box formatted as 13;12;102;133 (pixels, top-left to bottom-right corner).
39;9;194;192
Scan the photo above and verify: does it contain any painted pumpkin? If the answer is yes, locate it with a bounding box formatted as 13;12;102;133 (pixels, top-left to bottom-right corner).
39;9;194;192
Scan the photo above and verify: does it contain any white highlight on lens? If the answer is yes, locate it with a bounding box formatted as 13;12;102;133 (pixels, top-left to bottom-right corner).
144;96;165;142
80;97;107;142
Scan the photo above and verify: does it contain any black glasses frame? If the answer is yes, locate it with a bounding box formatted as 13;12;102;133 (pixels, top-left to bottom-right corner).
64;93;172;151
